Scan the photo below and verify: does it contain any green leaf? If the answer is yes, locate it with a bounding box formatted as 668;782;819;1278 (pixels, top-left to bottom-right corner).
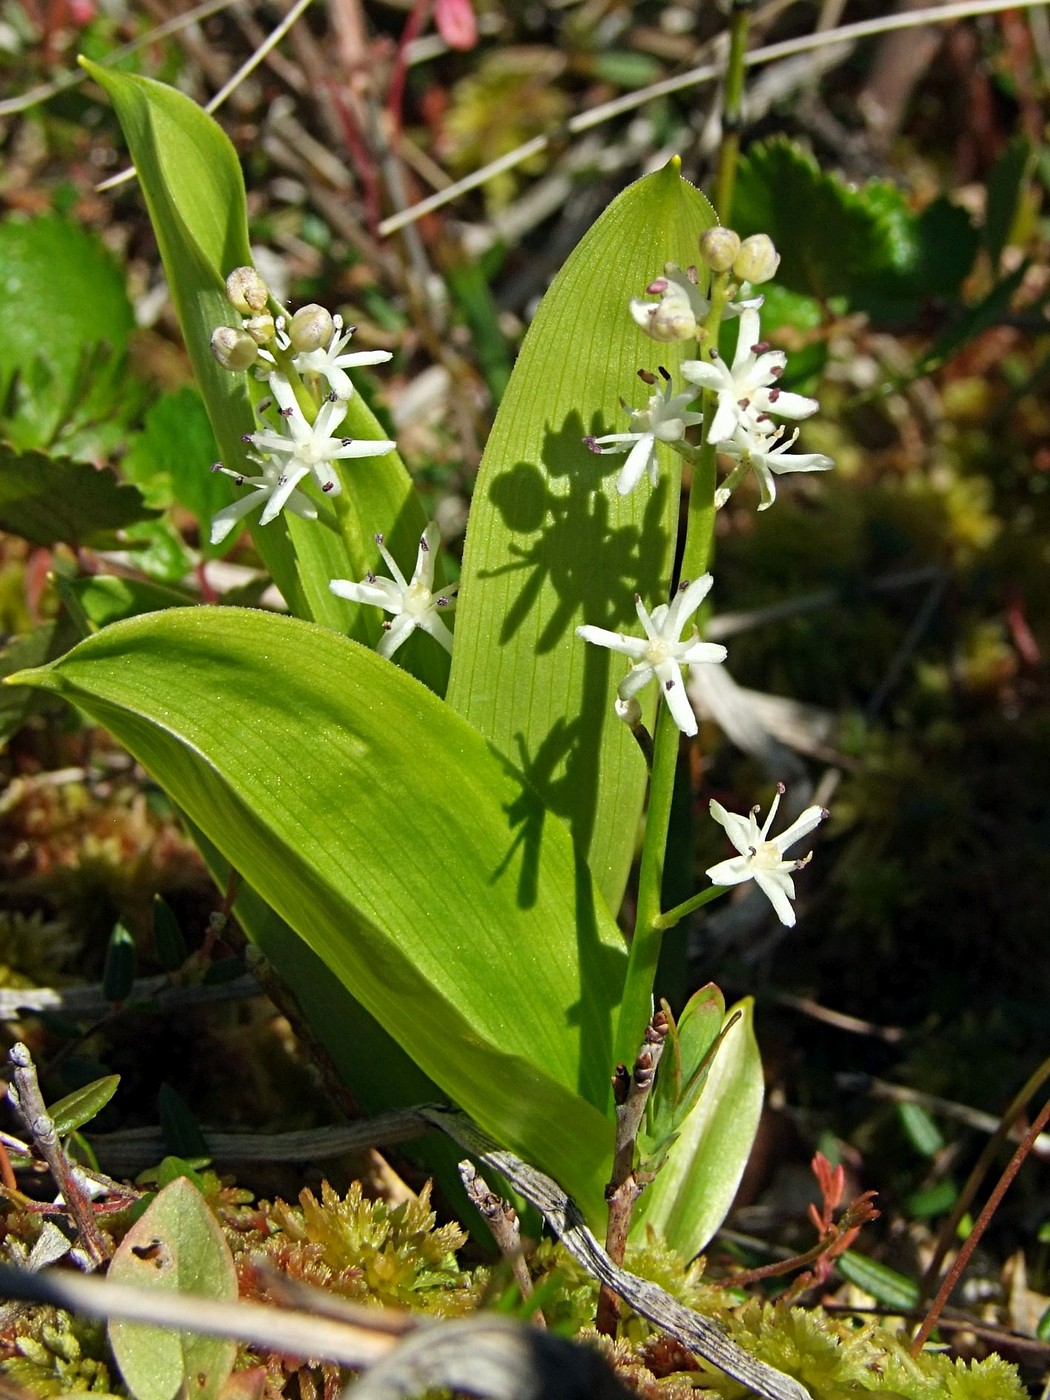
0;445;159;547
0;215;134;380
13;606;627;1220
632;996;762;1257
107;1176;238;1400
837;1249;920;1310
121;386;226;533
48;1074;120;1135
0;615;84;745
897;1100;945;1158
81;62;440;690
985;134;1033;267
66;574;194;630
446;159;715;914
735;138;912;301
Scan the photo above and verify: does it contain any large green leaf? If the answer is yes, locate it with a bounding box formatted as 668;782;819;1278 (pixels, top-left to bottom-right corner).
80;63;438;684
13;607;626;1220
632;997;763;1257
446;160;715;914
0;445;158;547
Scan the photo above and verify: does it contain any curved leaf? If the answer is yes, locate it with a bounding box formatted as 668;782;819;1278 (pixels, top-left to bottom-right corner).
13;607;626;1220
446;160;715;914
81;62;438;686
632;996;763;1257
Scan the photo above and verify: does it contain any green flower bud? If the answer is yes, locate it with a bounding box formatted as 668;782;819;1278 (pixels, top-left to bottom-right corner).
225;266;268;314
699;227;741;273
243;313;276;345
211;325;259;372
733;234;780;285
289;304;335;353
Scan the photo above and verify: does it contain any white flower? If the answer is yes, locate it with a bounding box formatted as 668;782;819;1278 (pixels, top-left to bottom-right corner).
585;371;703;495
246;375;395;514
292;314;392;401
209;460;318;545
716;419;834;510
706;783;829;927
630;264;712;342
575;575;728;737
329;522;458;659
681;300;818;446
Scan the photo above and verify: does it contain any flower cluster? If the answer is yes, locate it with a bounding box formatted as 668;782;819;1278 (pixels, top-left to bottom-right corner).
209;268;396;545
576;228;831;922
208;267;454;661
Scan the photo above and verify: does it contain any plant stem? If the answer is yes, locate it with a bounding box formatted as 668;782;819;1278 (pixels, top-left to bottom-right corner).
611;276;731;1068
713;0;754;224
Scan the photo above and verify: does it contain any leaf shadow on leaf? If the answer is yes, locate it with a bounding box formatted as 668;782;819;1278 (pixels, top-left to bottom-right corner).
476;410;670;868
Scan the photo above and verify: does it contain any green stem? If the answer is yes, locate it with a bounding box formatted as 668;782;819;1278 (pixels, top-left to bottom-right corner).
712;0;753;225
655;884;727;932
612;274;733;1067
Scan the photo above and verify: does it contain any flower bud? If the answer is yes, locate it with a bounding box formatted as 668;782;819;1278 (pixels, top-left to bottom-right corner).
699;227;741;273
615;695;643;727
225;266;268;314
243;313;276;345
630;285;698;342
289;304;335;353
732;234;780;285
210;326;259;372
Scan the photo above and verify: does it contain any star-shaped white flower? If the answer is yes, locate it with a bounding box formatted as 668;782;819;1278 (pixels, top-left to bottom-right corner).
576;574;728;737
245;376;395;519
716;419;835;510
329;522;458;659
585;370;703;495
681;301;819;446
706;783;829;927
292;314;393;401
209;461;318;545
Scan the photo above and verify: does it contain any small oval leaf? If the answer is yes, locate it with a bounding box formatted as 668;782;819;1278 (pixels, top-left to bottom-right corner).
47;1074;121;1136
108;1176;238;1400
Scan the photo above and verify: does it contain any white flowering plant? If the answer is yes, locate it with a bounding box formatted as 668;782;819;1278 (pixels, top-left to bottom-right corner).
12;66;835;1260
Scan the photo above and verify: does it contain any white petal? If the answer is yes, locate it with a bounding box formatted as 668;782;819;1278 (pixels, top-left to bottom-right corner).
616;434;657;495
706;396;740;446
330;577;402;611
708;799;754;854
330;437;396;459
754;869;797;926
377;612;418;658
659;670;697;736
766;451;835;476
679;359;723;392
576;624;647;661
416;609;455;655
765;389;819;420
210;491;265;545
706;854;754;887
680;641;728;666
260;466;310;524
772;804;827;854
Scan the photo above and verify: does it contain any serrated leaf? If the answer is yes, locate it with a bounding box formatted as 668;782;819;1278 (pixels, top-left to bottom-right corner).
0;445;159;547
108;1176;238;1400
48;1074;120;1135
632;996;762;1257
446;159;715;914
67;574;194;630
122;386;226;527
735;138;910;301
13;606;626;1220
82;63;441;690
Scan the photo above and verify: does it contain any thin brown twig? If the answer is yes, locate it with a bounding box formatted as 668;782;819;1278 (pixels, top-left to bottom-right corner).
911;1093;1050;1355
459;1160;544;1327
5;1043;110;1269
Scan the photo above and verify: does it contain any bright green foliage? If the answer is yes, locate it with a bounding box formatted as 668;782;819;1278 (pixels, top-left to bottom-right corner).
47;1075;121;1136
1;1312;118;1398
255;1181;480;1314
447;158;716;913
696;1302;1028;1399
12;606;626;1222
633;997;763;1257
107;1176;238;1400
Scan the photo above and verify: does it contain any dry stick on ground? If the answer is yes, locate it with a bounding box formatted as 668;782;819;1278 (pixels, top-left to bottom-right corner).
5;1043;111;1269
424;1106;812;1400
595;1010;668;1338
458;1160;544;1326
